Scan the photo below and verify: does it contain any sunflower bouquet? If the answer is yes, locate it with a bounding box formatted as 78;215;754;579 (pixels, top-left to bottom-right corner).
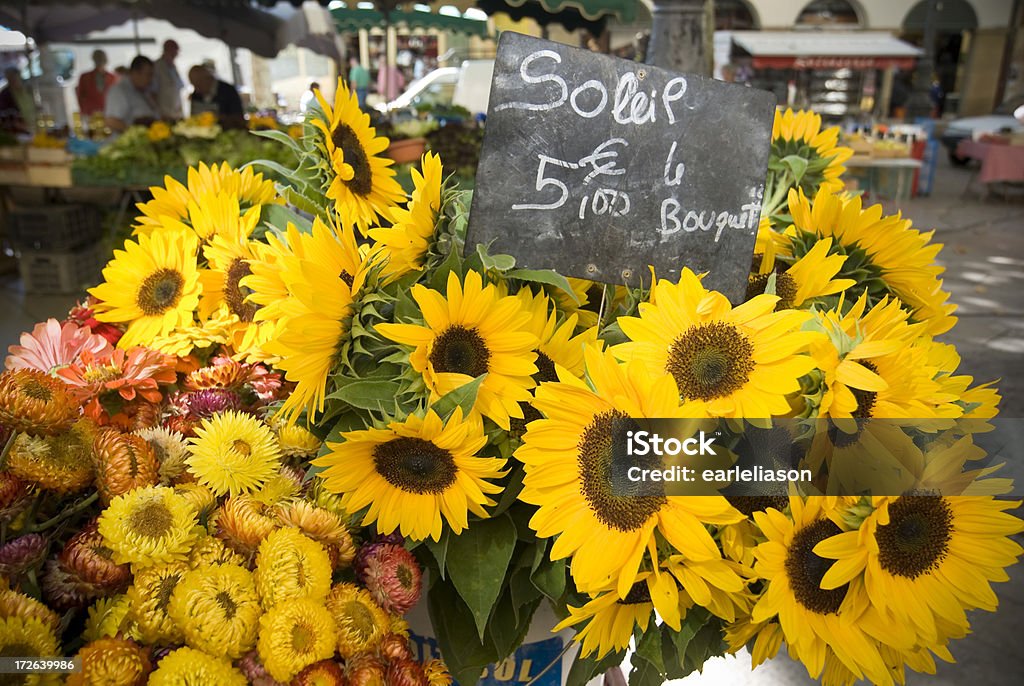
1;77;1021;686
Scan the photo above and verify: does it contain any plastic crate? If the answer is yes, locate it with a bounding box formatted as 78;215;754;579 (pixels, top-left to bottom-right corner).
8;204;102;251
18;242;106;295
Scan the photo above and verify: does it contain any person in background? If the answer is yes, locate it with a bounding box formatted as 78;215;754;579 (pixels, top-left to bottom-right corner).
153;39;184;120
0;66;36;133
348;56;370;109
375;60;404;106
104;55;158;133
299;81;320;113
76;49;117;118
188;64;244;128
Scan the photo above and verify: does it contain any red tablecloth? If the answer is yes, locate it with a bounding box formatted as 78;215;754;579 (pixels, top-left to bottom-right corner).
956;139;1024;184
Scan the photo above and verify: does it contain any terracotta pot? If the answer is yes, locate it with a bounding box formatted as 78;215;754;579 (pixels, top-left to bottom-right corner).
386;137;427;164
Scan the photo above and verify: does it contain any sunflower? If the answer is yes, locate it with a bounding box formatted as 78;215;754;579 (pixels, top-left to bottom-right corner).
749;496;896;684
814;495;1023;646
314;407;505;542
149;646;248;686
516;288;600;381
198;234;267;355
186;410;282;496
0;616;60;686
67;637;151;686
88;229;201;350
553;571;683;659
612;269;818;418
168;563;261;658
763;108;853;217
785;188;956;335
260;216;368;423
324;582;389;659
369;151;443;277
808;294;961;420
134;161;279;235
253;528;332;609
0;368;78;436
311;78;404;231
516;347;742;597
748;236;856;309
148;303;238;359
97;485;198;568
377;270;539;430
257;598;338;683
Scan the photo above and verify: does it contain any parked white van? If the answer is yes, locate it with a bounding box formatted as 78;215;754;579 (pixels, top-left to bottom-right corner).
375;60;494;117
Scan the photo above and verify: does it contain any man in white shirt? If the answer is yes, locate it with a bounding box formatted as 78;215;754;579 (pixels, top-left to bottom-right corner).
104;56;158;132
153;39;184;120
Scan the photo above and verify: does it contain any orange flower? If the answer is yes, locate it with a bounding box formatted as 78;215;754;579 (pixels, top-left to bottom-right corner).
93;429;160;505
0;369;79;435
67;637;152;686
59;521;132;596
59;347;176;423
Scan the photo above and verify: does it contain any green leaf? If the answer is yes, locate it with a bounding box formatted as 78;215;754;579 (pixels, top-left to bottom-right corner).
780;154;810;185
531;553;566;602
763;271;778;296
429;245;464;291
427;578;499;686
632;624;666;675
249;127;303;152
488;589;540;659
429;374;485;421
261;203;312;234
445;515;517;641
245;158;297;180
476;244;516;271
566;650;623;686
325;380;402;411
508;269;580;303
423;529;450;580
508;560;543;623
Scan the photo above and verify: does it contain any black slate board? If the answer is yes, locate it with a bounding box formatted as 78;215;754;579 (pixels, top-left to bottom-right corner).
466;32;776;303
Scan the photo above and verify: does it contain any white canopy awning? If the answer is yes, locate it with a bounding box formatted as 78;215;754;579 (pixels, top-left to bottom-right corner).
730;31;923;70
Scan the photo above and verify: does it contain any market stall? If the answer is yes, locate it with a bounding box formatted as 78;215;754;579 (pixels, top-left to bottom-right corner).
728;30;923;120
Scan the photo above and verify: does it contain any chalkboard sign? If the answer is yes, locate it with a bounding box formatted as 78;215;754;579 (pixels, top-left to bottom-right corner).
467;32;777;302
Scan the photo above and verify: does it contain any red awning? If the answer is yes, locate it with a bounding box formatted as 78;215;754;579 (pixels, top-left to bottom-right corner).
730;31;923;71
753;55;917;70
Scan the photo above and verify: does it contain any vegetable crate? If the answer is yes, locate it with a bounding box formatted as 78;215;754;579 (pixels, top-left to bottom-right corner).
18;241;106;295
7;204;103;252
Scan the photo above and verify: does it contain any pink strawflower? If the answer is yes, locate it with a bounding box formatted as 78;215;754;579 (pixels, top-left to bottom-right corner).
185;388;244;418
0;533;48;577
5;318;112;374
359;543;423;615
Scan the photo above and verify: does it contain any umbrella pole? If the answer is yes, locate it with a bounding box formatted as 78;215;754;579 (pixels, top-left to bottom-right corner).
132;12;141;54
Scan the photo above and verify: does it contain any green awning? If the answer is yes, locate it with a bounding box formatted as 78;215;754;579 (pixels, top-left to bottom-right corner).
331;7;490;37
507;0;637;23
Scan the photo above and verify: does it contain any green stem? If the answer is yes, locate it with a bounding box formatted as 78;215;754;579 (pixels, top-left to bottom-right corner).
26;492;98;533
0;430;14;470
762;170;795;220
523;639;575;686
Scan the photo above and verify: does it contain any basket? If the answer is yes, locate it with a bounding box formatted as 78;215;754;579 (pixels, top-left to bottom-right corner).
7;205;103;251
18;242;106;295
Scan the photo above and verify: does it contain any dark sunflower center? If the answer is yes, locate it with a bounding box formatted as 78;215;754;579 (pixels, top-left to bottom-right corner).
850;361;879;420
215;590;238;620
372;436;457;494
666;322;755;401
225;258;258;322
619;580;653;605
509;403;543;442
339;270;355;289
534;352;558;383
428;326;490;377
578;410;666;532
331;123;373;197
784;518;847;615
130;501;174;539
726;495;789;518
746;267;798;310
20;378;52;401
875;496;952;579
137;268;185;316
343;600;376;641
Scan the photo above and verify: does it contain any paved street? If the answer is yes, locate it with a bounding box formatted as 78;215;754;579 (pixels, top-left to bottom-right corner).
1;153;1022;685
